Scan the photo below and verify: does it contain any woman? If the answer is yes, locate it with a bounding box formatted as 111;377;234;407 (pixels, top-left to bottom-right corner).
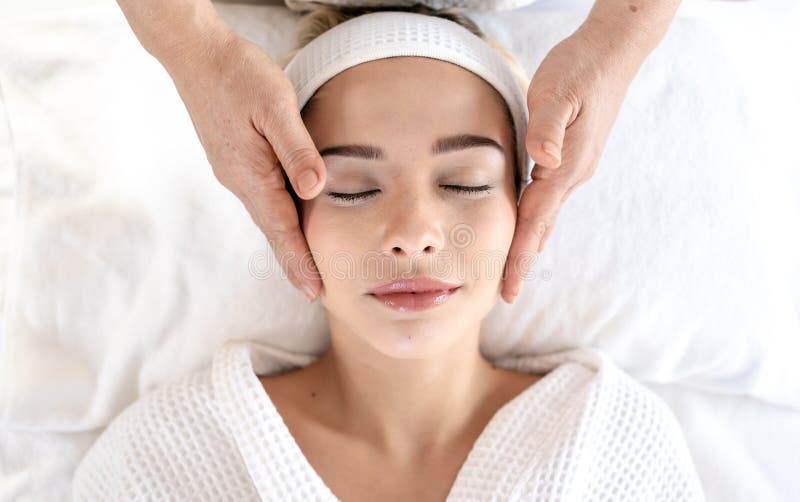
73;7;704;501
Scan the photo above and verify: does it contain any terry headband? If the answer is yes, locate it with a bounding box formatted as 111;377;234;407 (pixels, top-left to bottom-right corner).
283;11;533;186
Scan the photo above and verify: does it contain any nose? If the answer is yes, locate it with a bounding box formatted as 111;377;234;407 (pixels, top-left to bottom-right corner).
381;197;446;260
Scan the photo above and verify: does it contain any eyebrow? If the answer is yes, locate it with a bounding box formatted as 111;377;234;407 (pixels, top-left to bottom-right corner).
318;134;504;160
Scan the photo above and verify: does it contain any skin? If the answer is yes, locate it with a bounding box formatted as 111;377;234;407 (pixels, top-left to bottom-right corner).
115;0;681;304
259;57;541;501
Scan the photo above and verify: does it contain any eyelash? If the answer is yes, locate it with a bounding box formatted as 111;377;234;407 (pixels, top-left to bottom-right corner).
326;185;494;202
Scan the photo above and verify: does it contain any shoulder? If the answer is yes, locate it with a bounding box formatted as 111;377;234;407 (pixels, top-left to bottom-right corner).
498;348;707;501
72;367;255;501
581;356;707;500
73;340;311;501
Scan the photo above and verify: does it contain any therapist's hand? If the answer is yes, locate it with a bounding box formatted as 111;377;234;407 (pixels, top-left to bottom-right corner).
167;27;326;303
116;0;326;302
501;1;679;304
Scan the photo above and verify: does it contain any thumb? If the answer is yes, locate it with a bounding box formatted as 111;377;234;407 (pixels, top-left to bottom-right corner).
263;105;327;200
526;94;575;170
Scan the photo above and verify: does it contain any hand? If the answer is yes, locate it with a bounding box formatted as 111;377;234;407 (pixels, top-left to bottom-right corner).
501;24;642;303
167;28;326;303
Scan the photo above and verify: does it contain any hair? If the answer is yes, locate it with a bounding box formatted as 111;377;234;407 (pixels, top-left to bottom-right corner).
278;2;529;211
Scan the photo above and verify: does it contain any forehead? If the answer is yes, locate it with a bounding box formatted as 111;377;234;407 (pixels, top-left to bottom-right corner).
301;56;514;157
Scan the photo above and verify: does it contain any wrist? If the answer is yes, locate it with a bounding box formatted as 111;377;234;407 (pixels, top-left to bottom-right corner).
118;0;238;79
157;13;239;80
573;21;648;84
578;0;680;80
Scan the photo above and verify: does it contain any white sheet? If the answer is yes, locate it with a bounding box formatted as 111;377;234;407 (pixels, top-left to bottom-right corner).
1;0;799;500
645;383;800;502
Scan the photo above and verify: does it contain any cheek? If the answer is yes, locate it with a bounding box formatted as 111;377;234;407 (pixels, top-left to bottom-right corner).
302;200;366;296
303;199;340;277
458;196;516;288
466;195;516;251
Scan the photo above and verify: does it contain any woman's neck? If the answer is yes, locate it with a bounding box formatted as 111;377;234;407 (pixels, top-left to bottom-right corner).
286;315;539;469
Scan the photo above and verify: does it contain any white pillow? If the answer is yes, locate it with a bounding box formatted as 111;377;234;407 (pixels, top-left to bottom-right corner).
0;0;798;442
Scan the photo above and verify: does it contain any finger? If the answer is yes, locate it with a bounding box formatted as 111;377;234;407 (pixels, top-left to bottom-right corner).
259;100;327;200
501;179;565;303
536;207;560;254
526;92;577;170
236;168;323;302
532;176;586;253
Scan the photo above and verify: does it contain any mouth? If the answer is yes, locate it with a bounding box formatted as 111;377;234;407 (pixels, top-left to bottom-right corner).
368;286;462;313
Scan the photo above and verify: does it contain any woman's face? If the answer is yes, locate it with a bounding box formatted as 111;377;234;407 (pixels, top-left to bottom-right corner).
300;56;518;359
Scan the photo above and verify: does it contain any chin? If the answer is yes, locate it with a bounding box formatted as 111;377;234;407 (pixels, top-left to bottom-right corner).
362;320;466;360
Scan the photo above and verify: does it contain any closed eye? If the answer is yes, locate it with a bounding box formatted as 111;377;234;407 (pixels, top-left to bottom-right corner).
325;189;380;202
441;184;494;195
325;185;494;203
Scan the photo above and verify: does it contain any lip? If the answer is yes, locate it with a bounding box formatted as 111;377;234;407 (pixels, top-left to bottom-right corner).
367;278;462;313
368;277;462;295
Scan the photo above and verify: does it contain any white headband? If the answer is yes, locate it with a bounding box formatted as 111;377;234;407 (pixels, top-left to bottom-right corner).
283;11;533;187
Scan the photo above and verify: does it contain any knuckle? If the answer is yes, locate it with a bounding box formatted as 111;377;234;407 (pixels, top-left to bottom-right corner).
531;87;577;111
281;146;320;174
517;210;550;237
211;162;247;195
588;141;603;165
575;146;601;181
581;165;596;185
264;94;299;126
265;219;301;245
210;165;229;186
241;165;287;195
531;87;565;104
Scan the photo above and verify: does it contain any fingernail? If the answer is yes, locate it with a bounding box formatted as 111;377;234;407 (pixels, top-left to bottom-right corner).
542;140;561;161
301;284;316;303
297;170;319;194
